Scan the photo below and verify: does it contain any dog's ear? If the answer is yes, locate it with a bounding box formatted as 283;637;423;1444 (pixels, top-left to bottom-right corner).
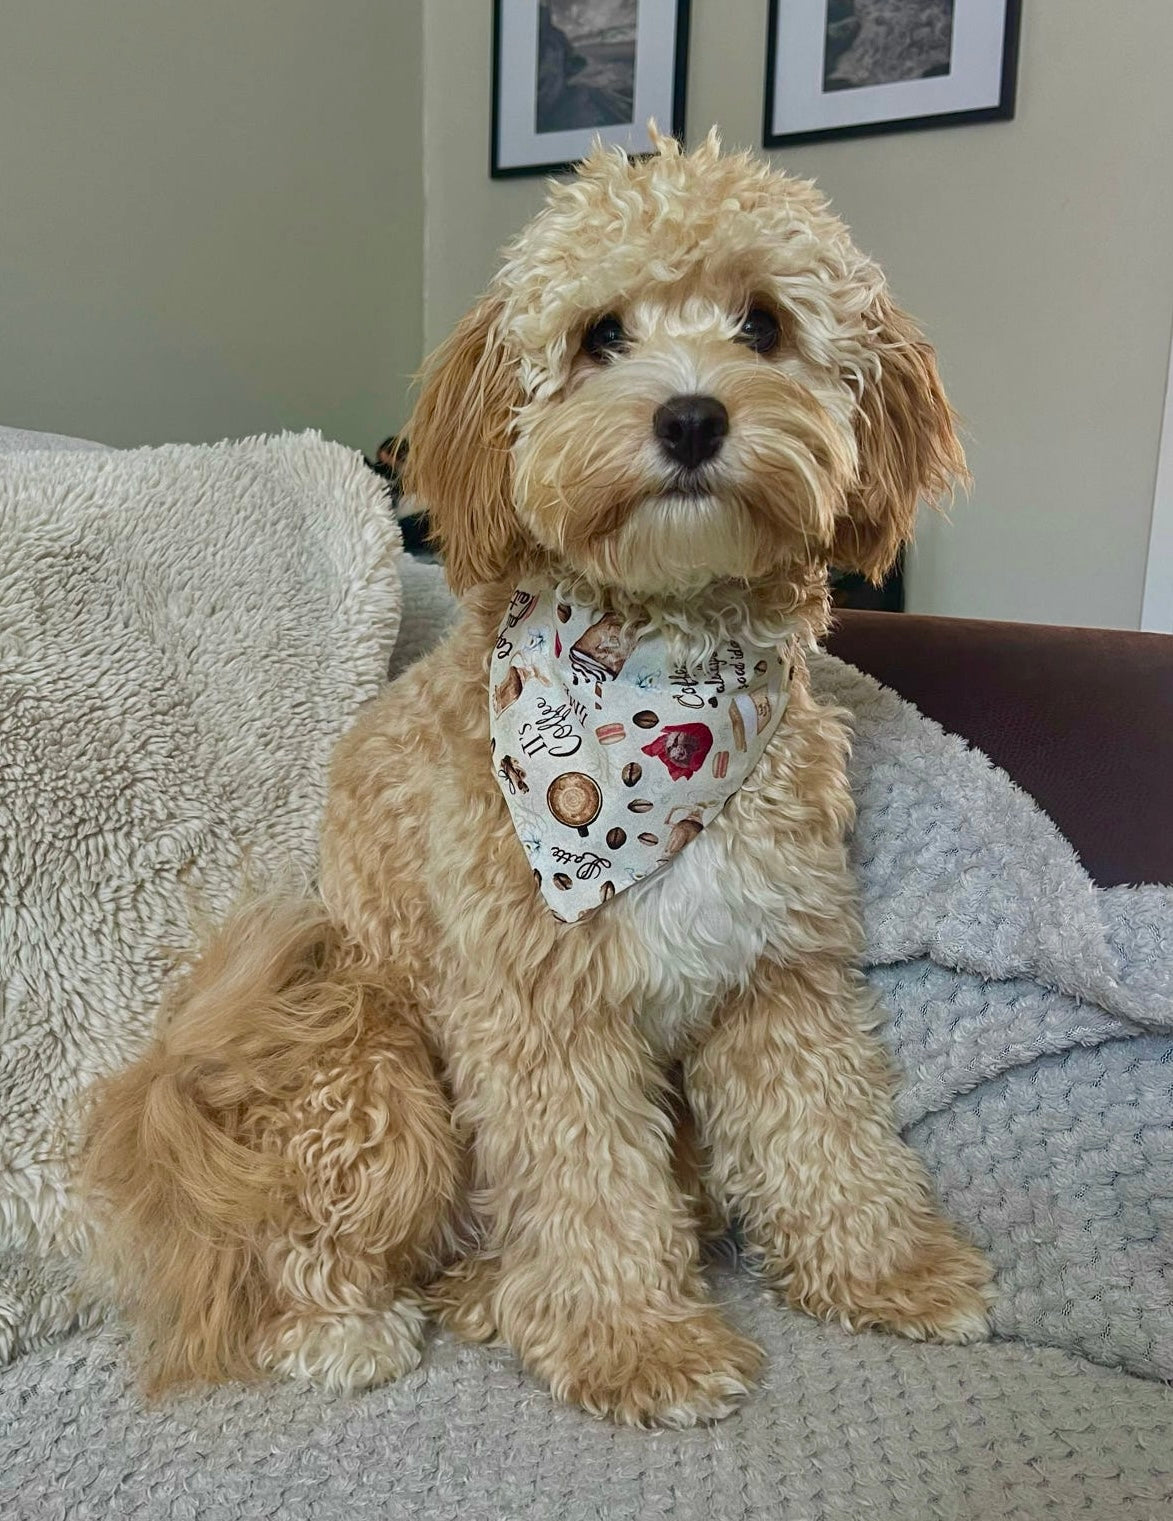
832;296;967;584
405;295;522;594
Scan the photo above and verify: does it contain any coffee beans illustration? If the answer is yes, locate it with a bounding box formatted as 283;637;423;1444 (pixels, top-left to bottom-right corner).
556;602;572;623
605;826;626;849
553;873;572;891
627;798;654;814
637;831;659;846
621;761;642;786
633;710;658;729
599;880;615;902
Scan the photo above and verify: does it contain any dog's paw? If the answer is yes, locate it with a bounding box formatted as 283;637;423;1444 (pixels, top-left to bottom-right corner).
257;1297;429;1394
422;1255;501;1344
785;1226;994;1345
535;1304;762;1428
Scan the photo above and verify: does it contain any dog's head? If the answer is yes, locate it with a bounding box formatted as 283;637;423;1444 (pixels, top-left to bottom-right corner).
407;131;965;602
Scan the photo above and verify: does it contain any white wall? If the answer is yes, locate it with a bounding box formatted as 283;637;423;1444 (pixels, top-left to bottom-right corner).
1141;331;1173;633
423;0;1173;628
0;0;424;451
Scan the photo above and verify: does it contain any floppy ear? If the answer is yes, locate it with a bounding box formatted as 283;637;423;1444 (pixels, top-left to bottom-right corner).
832;297;967;584
404;295;522;595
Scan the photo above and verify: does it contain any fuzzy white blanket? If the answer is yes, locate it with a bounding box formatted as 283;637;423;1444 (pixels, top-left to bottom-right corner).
0;433;401;1359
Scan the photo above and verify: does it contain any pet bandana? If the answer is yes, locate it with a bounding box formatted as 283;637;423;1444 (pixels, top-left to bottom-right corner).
490;582;794;922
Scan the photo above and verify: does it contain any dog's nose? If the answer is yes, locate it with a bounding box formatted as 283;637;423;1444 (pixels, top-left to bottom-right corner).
653;394;729;469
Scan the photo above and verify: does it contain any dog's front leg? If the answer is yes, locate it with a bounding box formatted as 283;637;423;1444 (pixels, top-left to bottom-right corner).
685;954;992;1342
435;975;761;1426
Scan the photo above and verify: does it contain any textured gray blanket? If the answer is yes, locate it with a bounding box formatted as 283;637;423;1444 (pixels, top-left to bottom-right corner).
3;1269;1171;1521
814;652;1173;1382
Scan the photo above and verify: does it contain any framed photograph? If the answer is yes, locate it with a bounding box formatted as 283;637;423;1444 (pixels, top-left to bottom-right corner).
764;0;1021;148
492;0;690;179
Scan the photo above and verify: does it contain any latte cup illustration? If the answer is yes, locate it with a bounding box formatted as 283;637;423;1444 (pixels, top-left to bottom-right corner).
547;771;603;837
729;690;773;752
569;613;639;684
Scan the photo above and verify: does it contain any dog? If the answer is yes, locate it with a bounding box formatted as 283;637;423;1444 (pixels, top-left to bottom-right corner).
81;130;992;1426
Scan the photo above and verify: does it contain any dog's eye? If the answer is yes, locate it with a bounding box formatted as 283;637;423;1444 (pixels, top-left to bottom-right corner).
736;306;782;356
582;314;628;361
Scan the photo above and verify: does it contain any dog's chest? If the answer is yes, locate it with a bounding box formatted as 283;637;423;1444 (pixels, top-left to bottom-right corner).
617;800;798;1059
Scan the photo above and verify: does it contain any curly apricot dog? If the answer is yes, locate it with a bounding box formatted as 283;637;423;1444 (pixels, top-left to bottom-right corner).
83;131;991;1426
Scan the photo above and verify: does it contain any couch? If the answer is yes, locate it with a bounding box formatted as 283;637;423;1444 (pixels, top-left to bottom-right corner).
1;424;1170;1521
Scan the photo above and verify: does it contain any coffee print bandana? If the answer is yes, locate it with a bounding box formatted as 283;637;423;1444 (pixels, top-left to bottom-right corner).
489;582;794;923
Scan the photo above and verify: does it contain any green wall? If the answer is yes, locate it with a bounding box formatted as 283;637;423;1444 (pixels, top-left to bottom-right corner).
0;0;424;450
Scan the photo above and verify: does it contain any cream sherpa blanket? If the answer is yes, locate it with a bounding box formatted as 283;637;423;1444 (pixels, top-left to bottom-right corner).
0;433;402;1359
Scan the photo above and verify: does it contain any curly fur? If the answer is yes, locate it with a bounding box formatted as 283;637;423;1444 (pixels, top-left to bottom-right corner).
82;131;988;1425
81;898;460;1393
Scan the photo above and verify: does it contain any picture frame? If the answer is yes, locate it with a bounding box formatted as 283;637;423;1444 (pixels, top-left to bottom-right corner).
492;0;690;179
764;0;1021;149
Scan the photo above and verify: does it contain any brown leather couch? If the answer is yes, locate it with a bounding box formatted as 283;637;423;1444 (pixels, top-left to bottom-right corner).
826;611;1173;889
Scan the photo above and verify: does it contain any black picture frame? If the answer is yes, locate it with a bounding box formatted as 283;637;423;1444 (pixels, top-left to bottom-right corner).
763;0;1021;149
492;0;691;180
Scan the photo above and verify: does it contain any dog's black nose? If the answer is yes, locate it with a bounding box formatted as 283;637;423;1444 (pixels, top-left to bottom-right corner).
653;394;729;469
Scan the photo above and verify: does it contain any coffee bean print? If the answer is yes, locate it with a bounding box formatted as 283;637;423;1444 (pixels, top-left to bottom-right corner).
755;660;768;674
532;869;541;888
637;831;659;846
605;826;626;850
633;710;658;729
599;881;615;902
621;761;642;787
627;798;654;814
553;873;572;891
557;602;572;623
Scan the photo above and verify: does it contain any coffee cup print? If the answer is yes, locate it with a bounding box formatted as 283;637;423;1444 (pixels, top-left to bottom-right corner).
729;690;773;752
570;613;639;684
493;665;524;715
547;771;603;837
